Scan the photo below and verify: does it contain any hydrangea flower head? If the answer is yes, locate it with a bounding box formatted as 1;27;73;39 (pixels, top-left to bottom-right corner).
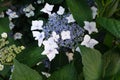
42;13;84;49
31;13;84;61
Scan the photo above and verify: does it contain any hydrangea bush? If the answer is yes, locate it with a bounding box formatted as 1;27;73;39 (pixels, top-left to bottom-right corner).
0;0;120;80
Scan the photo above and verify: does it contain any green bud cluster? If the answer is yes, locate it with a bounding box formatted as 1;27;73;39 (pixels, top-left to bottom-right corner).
0;38;25;65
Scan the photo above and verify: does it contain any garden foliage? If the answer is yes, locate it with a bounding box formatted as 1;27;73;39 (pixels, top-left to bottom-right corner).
0;0;120;80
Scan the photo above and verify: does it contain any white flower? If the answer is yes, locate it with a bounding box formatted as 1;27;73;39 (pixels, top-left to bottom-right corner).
42;38;58;61
66;52;74;62
1;32;7;38
32;31;45;40
9;22;15;30
37;32;45;47
32;31;45;47
14;32;22;40
0;64;4;71
0;12;4;18
61;30;71;40
41;72;51;78
84;21;98;34
31;20;43;30
66;14;75;23
23;4;35;18
41;47;58;61
81;34;99;48
91;6;98;19
25;11;35;18
43;37;58;49
57;6;65;15
6;9;18;20
23;4;35;12
75;47;81;53
40;3;54;15
52;31;60;42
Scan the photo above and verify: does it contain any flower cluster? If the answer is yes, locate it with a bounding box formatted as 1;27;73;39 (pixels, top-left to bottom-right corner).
31;12;84;61
42;13;84;48
0;32;25;71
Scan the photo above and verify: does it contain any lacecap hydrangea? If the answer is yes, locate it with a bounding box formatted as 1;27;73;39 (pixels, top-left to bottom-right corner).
31;13;84;61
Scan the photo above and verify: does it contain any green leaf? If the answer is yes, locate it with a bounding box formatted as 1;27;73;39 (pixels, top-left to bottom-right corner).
93;0;103;12
66;0;92;26
103;33;114;48
0;1;8;12
47;63;77;80
79;46;103;80
103;48;120;80
16;45;45;67
104;0;119;17
97;17;120;38
0;18;9;34
12;59;42;80
0;66;11;79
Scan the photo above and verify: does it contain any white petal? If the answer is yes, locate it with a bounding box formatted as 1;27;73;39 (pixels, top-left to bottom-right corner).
43;37;58;49
29;4;35;10
40;8;51;15
90;22;98;33
40;3;54;15
75;47;81;53
91;6;98;19
9;22;15;30
61;30;71;40
32;31;40;40
31;20;43;30
38;38;44;47
14;32;22;40
81;34;90;46
44;3;54;11
81;34;99;48
84;21;98;34
52;31;60;42
81;35;91;47
41;48;58;61
66;52;74;62
47;49;58;61
66;14;75;23
57;6;65;15
89;39;99;48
